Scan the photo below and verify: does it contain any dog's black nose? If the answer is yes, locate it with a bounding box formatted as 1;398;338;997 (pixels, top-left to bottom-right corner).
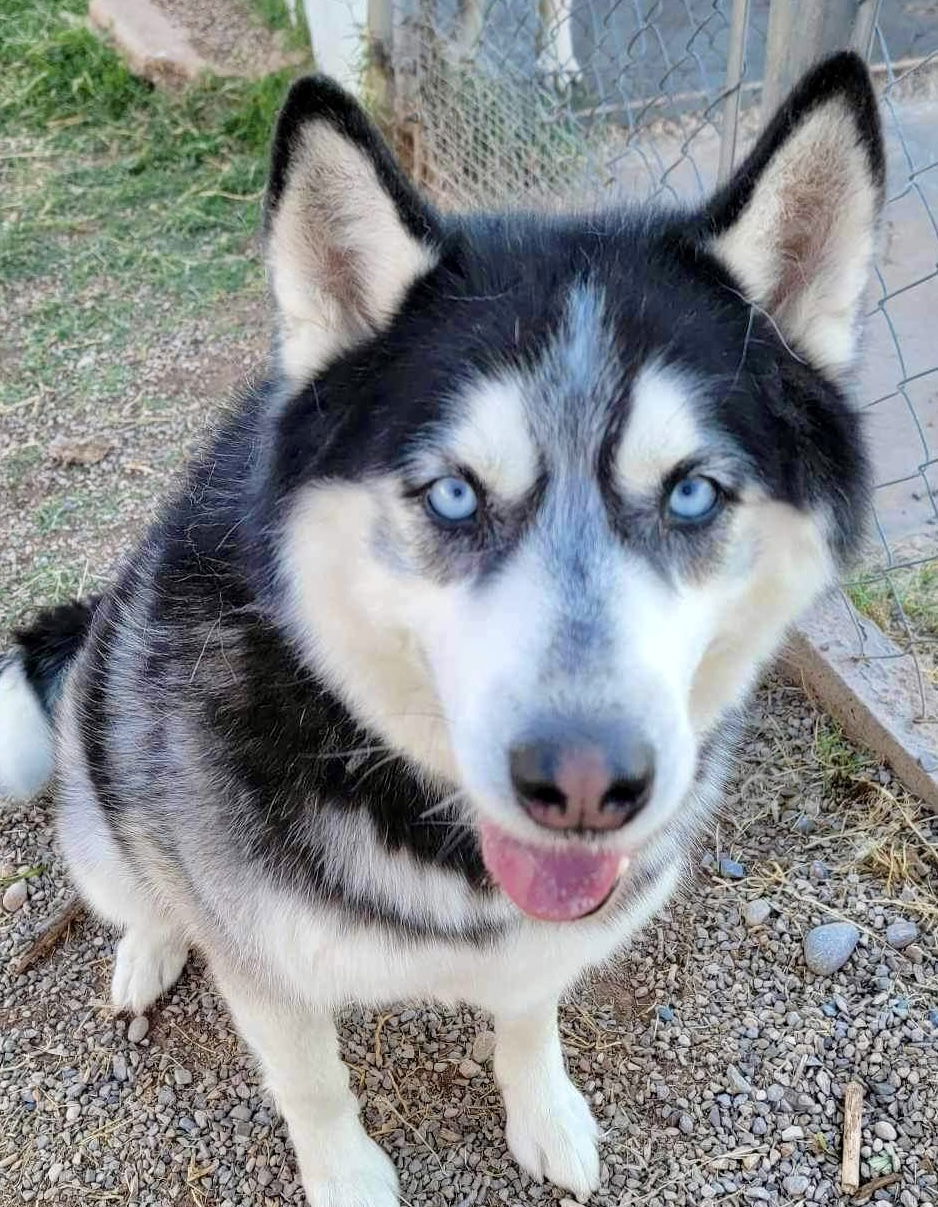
509;732;654;832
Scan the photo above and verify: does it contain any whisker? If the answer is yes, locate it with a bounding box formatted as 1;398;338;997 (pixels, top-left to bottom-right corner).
418;790;468;822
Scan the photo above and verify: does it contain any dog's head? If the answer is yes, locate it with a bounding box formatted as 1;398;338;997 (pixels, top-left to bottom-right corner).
263;57;882;921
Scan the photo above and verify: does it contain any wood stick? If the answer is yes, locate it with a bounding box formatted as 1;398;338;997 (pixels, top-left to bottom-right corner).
853;1173;900;1203
9;895;85;976
841;1081;864;1195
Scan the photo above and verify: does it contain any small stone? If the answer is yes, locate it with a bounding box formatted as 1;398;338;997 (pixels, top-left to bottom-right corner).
657;1005;675;1023
2;879;28;912
679;1113;694;1135
471;1031;496;1064
781;1125;805;1141
751;1117;767;1137
803;922;859;975
718;857;746;879
809;860;832;880
47;1164;63;1186
174;1067;192;1087
873;1121;897;1141
65;1105;81;1123
458;1059;481;1079
783;1175;810;1197
744;899;772;926
821;1001;837;1017
727;1065;752;1095
929;1009;938;1027
127;1016;149;1044
111;1054;128;1083
885;919;919;949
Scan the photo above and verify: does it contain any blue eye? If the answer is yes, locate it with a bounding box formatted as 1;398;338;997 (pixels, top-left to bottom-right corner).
667;475;720;522
426;476;479;523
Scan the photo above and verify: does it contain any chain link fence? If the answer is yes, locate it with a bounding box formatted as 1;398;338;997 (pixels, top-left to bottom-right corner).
321;0;938;714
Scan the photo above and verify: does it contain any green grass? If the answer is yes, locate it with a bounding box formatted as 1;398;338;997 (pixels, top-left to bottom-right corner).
814;719;874;788
248;0;311;50
0;0;300;415
848;562;938;643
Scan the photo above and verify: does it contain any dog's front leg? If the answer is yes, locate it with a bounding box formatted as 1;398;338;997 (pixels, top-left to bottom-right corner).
493;999;601;1201
219;975;398;1207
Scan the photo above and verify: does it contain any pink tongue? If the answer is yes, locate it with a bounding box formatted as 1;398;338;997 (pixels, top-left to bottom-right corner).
480;823;625;922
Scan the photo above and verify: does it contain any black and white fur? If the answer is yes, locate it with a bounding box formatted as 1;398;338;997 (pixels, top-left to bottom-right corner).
1;54;883;1206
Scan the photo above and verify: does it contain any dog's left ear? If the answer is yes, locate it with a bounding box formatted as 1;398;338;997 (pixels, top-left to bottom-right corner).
699;52;885;374
265;76;441;385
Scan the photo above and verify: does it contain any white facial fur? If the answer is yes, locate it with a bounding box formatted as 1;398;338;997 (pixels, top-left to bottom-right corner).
279;360;833;857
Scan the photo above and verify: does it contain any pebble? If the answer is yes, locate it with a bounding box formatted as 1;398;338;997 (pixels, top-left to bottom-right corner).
885;919;919;949
471;1031;496;1064
678;1112;694;1135
744;898;772;926
727;1065;752;1095
783;1174;810;1197
718;857;746;879
458;1059;481;1079
781;1125;805;1141
873;1121;898;1141
803;922;860;975
657;1004;675;1023
2;878;28;912
127;1016;149;1044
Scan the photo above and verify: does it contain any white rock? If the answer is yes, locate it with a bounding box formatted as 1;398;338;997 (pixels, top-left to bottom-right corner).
873;1120;897;1141
471;1030;496;1064
2;878;28;912
127;1015;149;1044
744;899;772;926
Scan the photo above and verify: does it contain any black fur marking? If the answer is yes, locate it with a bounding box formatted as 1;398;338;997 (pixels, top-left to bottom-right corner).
15;597;100;716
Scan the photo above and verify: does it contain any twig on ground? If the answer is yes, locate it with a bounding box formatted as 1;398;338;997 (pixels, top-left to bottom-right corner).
852;1172;901;1202
10;894;85;976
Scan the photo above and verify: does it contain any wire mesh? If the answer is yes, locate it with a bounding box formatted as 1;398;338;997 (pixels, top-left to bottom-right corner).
372;0;938;715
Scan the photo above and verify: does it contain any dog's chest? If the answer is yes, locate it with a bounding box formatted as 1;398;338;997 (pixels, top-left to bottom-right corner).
243;865;680;1013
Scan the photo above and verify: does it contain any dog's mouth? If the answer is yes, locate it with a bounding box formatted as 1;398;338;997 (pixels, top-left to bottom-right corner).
480;822;628;922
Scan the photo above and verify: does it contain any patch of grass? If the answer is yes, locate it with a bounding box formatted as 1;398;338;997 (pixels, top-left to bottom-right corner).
813;719;874;789
0;0;294;428
248;0;311;51
849;562;938;638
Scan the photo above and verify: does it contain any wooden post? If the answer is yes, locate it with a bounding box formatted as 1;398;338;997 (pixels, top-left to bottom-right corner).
762;0;883;119
718;0;752;184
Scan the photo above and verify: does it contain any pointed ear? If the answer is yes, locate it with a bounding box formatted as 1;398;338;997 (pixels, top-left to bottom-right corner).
265;76;441;385
700;52;885;375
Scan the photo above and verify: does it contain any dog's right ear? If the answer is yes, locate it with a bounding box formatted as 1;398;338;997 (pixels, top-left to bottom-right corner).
265;76;441;386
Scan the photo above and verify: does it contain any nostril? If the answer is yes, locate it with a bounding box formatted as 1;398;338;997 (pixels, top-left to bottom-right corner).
601;772;654;820
517;781;566;810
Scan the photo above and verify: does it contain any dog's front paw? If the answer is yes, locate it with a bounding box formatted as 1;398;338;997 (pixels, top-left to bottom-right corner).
299;1129;399;1207
111;927;188;1014
503;1071;601;1201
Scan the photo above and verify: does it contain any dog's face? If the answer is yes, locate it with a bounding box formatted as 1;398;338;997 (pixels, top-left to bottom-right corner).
264;63;882;920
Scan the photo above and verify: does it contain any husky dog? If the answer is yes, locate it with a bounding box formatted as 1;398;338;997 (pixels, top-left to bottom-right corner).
0;53;882;1206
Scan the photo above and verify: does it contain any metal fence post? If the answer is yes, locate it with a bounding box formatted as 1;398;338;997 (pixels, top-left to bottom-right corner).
762;0;883;119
